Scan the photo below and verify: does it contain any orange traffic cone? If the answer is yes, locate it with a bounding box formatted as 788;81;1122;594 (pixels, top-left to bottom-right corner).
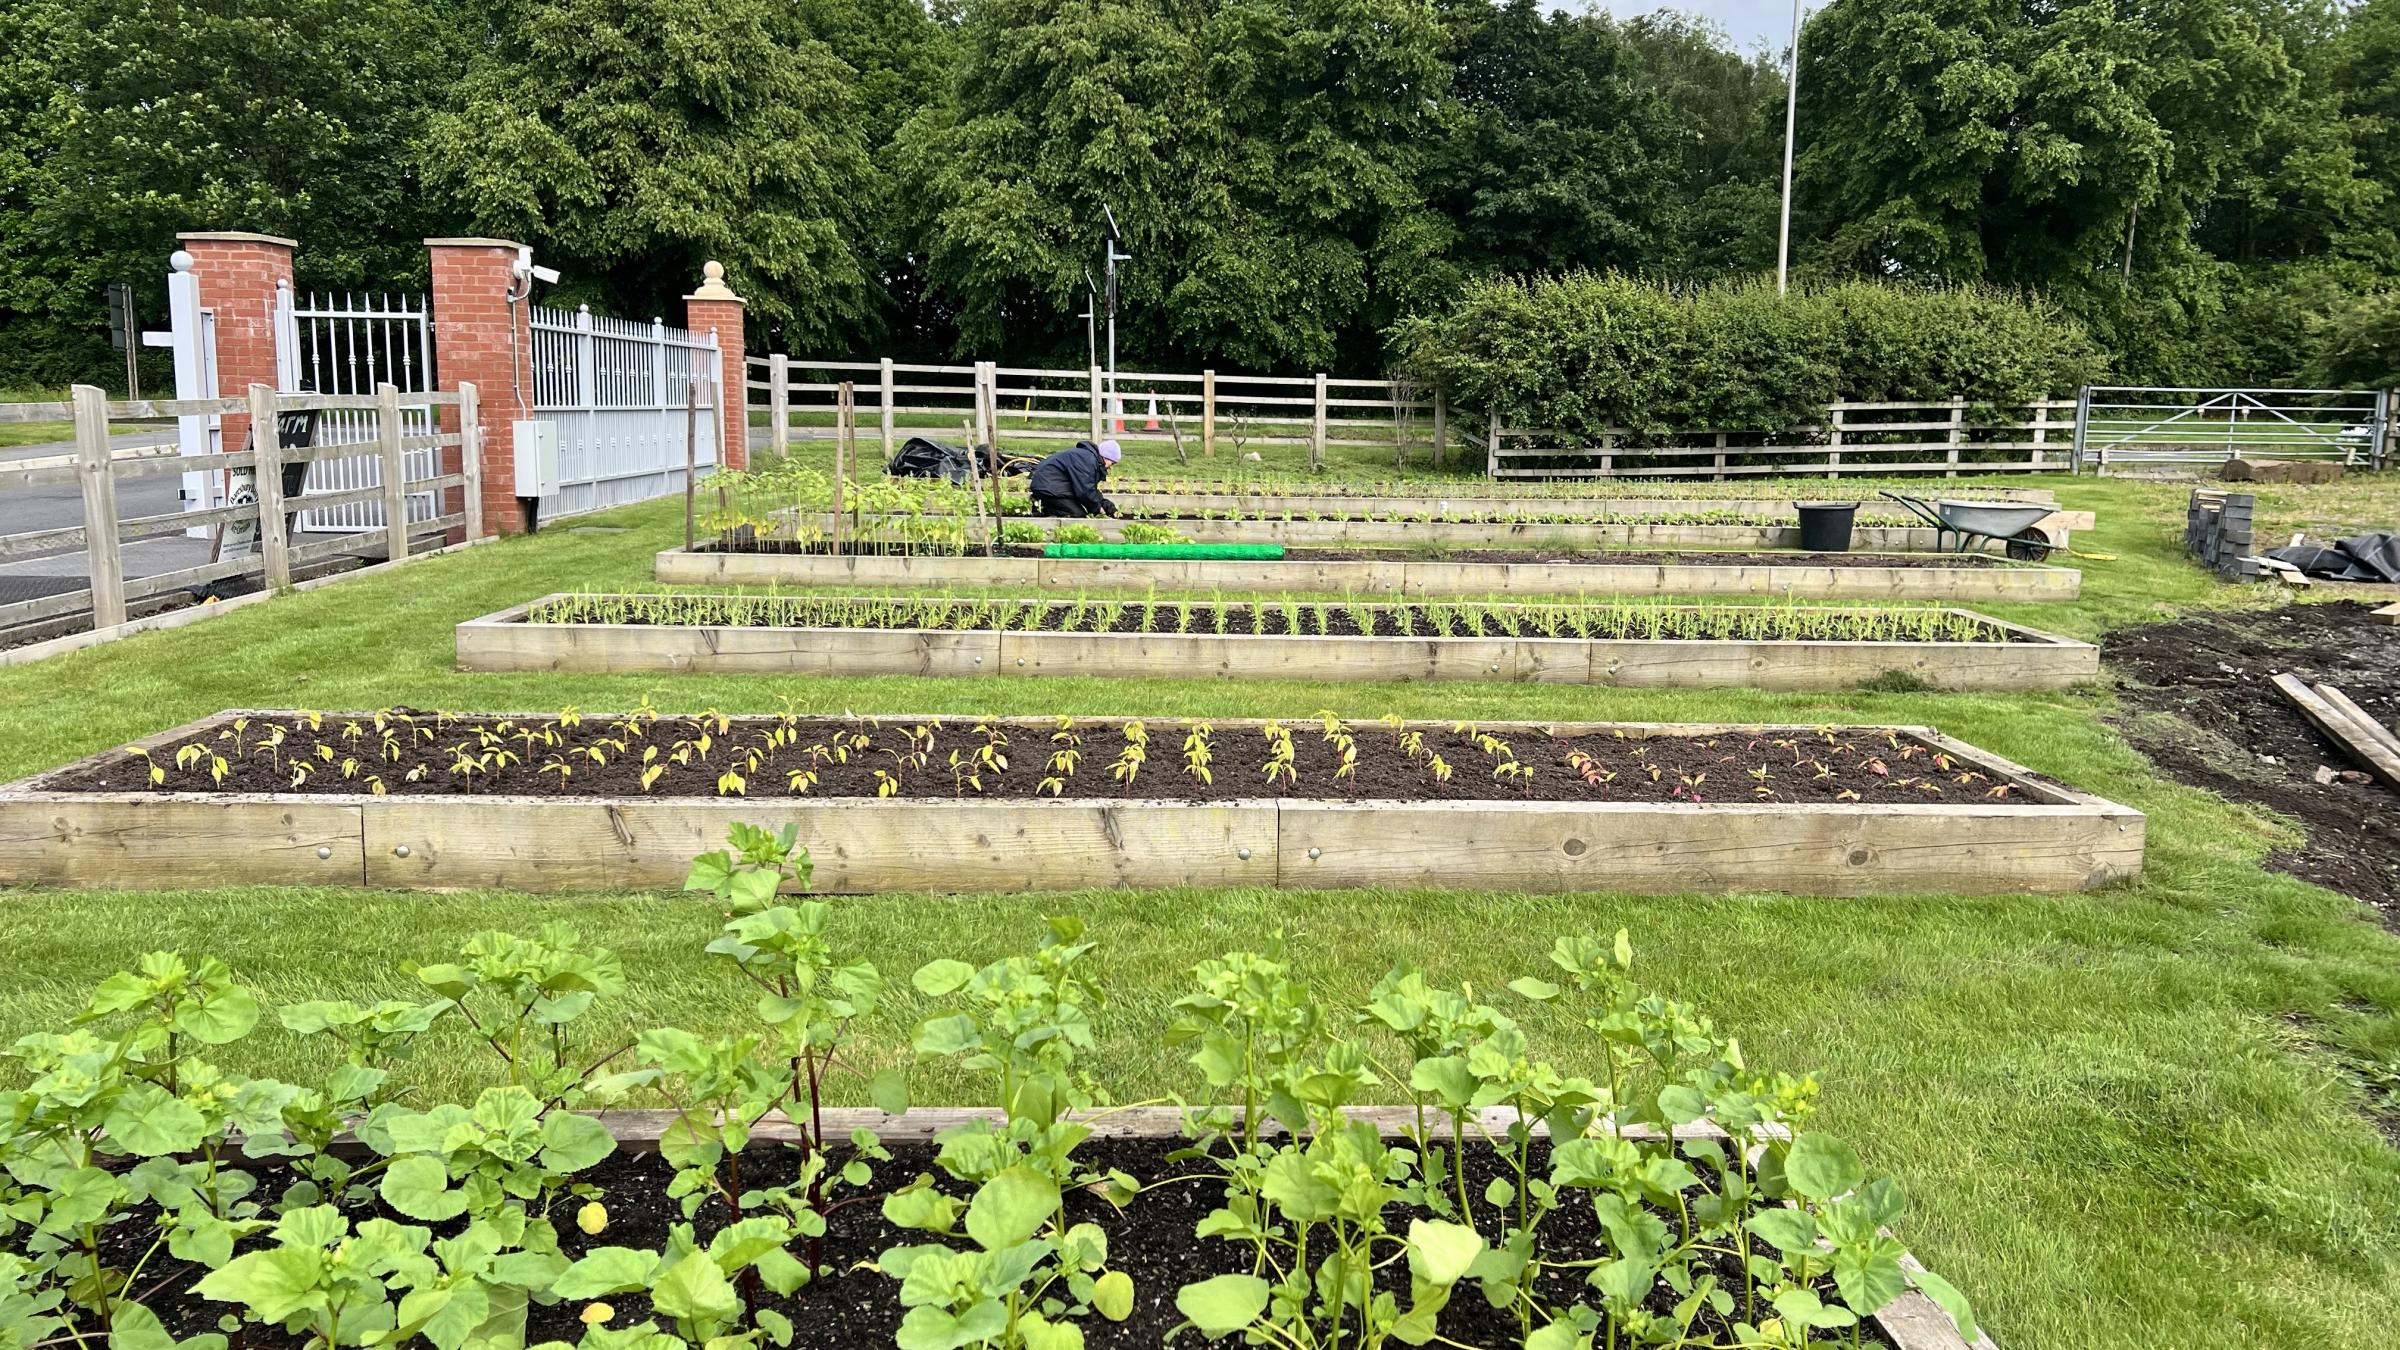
1144;397;1161;431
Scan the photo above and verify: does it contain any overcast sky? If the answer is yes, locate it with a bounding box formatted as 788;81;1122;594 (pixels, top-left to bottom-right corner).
1598;0;1795;55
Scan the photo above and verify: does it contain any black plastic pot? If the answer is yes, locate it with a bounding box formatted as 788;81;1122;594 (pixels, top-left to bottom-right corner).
1794;501;1860;552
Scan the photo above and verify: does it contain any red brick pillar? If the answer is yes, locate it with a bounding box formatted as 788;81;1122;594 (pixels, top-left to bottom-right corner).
177;232;294;459
426;238;534;535
684;261;748;471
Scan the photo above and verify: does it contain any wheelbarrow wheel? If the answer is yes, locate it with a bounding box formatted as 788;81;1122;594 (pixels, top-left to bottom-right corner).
2004;528;2055;561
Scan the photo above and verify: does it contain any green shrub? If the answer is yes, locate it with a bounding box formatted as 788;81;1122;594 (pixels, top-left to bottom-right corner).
1393;273;2104;440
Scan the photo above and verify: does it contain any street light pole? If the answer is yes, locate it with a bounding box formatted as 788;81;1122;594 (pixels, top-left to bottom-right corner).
1777;0;1804;296
1103;206;1129;432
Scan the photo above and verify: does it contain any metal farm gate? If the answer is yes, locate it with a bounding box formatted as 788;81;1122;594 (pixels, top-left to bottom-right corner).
2072;386;2389;474
275;285;440;531
528;304;720;517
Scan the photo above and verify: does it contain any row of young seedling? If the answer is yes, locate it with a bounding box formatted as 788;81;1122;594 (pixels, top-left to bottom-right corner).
109;709;2010;805
0;827;1976;1350
699;469;1930;550
526;591;2014;644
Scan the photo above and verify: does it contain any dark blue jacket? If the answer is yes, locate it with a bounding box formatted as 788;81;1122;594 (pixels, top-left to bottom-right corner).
1027;441;1113;511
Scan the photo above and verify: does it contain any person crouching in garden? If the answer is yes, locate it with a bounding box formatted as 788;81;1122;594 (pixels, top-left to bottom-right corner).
1028;438;1121;517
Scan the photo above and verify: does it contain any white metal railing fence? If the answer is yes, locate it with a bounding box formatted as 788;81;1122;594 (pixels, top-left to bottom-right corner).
2071;387;2390;473
0;384;482;642
530;305;721;516
750;358;1463;473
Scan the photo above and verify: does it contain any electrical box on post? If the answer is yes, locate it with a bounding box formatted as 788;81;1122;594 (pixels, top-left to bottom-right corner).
512;420;559;498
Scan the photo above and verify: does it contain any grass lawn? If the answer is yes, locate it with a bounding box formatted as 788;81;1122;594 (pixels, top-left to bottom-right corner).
0;386;73;449
2;470;2399;1348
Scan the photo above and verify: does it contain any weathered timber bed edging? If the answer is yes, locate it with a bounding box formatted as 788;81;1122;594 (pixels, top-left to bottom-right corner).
1100;487;2090;533
458;595;2101;691
0;713;2143;897
778;509;2073;554
655;547;2084;602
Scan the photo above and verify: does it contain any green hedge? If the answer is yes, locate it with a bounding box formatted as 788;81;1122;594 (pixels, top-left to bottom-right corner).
1392;274;2106;441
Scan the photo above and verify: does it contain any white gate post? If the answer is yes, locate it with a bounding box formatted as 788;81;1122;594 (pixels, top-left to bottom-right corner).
272;280;302;391
164;250;218;535
2070;387;2091;475
1089;365;1103;442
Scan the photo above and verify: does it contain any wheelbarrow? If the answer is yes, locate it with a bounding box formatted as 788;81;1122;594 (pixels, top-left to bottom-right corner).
1879;491;2059;560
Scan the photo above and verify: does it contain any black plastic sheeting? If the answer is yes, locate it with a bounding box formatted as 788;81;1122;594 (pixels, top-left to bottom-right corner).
884;437;1034;484
2264;532;2400;582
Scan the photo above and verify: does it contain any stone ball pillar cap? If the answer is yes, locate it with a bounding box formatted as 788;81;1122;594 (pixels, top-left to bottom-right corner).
687;260;744;304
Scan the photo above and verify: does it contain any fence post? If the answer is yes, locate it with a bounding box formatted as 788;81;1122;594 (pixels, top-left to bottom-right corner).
2070;387;2090;475
1826;405;1844;480
574;306;598;477
880;356;896;458
1486;409;1499;479
1202;369;1216;458
377;383;409;563
972;361;992;459
72;385;126;629
769;353;791;460
1945;401;1964;477
1431;390;1446;471
1712;432;1728;481
461;382;485;540
248;384;292;591
1600;430;1614;477
683;376;698;551
652;318;671;484
1310;373;1327;472
2029;403;2048;470
1088;365;1104;442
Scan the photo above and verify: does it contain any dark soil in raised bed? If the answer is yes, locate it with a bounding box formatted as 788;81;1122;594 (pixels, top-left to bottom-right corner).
529;599;2025;643
84;1135;1894;1350
43;713;2037;808
702;540;2008;569
2104;600;2400;915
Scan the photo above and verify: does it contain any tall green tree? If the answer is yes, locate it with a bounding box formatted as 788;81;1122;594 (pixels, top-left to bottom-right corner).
1793;0;2294;303
1426;0;1683;277
1619;13;1784;274
0;0;447;389
890;0;1454;371
421;0;880;350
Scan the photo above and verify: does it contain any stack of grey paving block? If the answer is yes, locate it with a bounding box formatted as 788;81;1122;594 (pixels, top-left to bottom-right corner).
2186;490;2259;579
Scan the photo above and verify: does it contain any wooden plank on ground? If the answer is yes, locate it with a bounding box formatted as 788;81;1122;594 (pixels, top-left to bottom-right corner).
2315;684;2400;763
2374;603;2400;625
2274;673;2400;789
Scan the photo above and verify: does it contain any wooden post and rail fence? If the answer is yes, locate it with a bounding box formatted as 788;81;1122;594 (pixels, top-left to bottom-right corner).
749;359;1458;474
0;382;483;643
743;359;2109;481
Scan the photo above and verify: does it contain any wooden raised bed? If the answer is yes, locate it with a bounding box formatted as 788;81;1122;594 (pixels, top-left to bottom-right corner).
0;713;2143;897
586;1105;1992;1350
1100;493;2087;538
459;594;2099;691
657;547;2082;601
785;510;2064;554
